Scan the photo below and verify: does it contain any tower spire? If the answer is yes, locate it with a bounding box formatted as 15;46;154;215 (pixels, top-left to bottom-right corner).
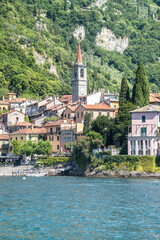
76;42;82;64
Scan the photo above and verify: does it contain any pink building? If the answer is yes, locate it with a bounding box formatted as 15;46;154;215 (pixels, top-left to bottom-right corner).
128;105;160;156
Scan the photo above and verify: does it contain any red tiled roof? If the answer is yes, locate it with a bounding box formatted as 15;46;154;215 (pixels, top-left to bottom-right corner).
45;119;75;127
44;104;62;111
60;95;72;102
2;110;26;115
82;102;115;111
68;106;76;112
10;127;47;135
0;134;9;140
150;94;160;103
6;92;16;95
10;98;26;103
51;105;66;112
0;101;9;105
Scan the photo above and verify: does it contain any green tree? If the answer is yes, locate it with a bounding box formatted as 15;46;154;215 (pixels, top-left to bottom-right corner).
83;112;92;134
86;130;103;149
21;141;36;158
11;140;22;156
114;101;136;154
64;0;67;11
70;0;74;10
35;140;52;156
72;136;91;169
91;116;114;146
25;115;30;123
119;76;130;109
132;62;150;107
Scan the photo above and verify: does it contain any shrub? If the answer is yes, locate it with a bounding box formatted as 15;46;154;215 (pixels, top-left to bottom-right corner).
104;155;156;173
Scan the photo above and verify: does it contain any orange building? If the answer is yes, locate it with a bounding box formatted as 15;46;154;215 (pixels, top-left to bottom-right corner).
75;102;116;123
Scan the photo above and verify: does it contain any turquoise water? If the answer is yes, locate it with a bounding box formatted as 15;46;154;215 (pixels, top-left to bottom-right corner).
0;177;160;240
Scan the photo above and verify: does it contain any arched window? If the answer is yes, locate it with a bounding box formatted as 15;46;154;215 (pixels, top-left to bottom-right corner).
80;69;84;77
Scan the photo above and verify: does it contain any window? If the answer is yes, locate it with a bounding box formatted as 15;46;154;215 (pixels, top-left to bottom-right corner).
20;109;22;112
77;112;79;118
50;128;53;135
10;137;12;141
29;135;31;140
99;112;101;116
21;137;23;140
141;127;147;137
16;117;19;121
81;112;83;118
57;136;59;141
114;105;116;109
142;116;145;123
107;112;110;117
57;145;59;150
3;107;5;111
91;112;93;117
56;127;60;134
16;137;17;141
49;136;53;141
68;114;70;119
80;69;84;77
64;114;66;118
159;115;160;122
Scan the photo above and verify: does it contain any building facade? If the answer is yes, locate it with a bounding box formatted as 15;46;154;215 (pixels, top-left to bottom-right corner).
128;105;160;156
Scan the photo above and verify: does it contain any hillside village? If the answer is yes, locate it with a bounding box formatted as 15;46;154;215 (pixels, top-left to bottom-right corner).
0;43;160;164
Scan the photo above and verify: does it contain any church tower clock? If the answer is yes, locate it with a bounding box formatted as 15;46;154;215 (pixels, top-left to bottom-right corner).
72;43;87;103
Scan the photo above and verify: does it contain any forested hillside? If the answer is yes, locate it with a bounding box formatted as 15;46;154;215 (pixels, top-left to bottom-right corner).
1;0;160;99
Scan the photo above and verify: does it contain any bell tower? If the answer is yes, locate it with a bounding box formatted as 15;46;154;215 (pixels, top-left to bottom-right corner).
72;43;87;103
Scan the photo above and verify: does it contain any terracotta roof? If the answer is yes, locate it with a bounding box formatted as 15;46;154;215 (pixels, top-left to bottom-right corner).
2;110;26;115
82;102;115;111
0;134;9;140
51;105;66;112
76;43;82;64
45;119;75;127
0;101;9;105
6;92;16;95
67;106;76;112
10;127;47;135
60;95;72;102
44;104;62;111
130;105;160;113
149;94;160;103
10;98;26;103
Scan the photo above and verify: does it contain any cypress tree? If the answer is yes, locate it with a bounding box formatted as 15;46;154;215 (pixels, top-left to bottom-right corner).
119;76;130;109
132;62;149;107
64;0;67;11
83;112;92;135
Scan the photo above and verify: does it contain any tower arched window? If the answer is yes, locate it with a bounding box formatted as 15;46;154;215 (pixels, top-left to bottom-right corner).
80;69;84;77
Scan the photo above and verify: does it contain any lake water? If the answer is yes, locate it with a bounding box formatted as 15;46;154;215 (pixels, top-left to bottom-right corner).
0;177;160;240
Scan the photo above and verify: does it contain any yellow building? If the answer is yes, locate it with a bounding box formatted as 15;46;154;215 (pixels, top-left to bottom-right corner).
6;92;16;101
109;100;119;109
9;128;47;150
0;101;9;111
0;135;9;156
